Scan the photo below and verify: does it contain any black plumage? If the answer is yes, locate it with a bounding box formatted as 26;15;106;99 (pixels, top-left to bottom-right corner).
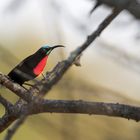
8;45;64;85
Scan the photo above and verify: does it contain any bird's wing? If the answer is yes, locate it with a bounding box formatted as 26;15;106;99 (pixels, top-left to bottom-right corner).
8;54;35;74
18;54;35;68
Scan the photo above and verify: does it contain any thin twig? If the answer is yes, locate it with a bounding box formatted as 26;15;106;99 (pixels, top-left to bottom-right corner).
4;115;26;140
4;91;44;139
0;94;13;110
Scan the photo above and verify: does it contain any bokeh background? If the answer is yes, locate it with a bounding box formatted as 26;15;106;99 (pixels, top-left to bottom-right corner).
0;0;140;139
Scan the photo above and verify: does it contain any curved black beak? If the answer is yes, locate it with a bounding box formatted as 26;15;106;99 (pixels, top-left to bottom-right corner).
45;45;64;55
51;45;65;50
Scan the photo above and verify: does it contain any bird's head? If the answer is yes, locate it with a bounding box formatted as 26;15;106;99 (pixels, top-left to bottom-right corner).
39;45;64;56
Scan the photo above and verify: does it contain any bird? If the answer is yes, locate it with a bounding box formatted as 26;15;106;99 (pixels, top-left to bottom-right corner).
8;45;64;86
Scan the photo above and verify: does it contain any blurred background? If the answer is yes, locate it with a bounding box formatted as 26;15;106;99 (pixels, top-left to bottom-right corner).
0;0;140;139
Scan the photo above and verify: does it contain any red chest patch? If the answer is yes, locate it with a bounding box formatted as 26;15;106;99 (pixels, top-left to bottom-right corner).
33;56;48;75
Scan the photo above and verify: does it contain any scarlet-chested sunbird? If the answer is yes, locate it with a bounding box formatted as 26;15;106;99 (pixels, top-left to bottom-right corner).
8;45;64;85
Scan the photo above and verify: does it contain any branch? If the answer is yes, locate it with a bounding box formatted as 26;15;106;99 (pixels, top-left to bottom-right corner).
24;100;140;122
0;99;26;133
0;72;34;102
93;0;140;19
0;94;13;111
2;99;140;131
4;96;45;140
4;115;26;140
0;114;17;132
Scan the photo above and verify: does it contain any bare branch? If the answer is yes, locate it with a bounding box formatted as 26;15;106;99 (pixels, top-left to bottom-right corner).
4;95;45;139
0;94;13;111
0;72;34;102
21;99;140;122
92;0;140;19
2;99;140;134
4;115;26;140
0;99;25;133
0;114;17;133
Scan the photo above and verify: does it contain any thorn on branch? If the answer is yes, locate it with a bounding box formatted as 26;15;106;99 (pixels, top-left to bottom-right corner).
90;0;102;15
73;54;82;66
